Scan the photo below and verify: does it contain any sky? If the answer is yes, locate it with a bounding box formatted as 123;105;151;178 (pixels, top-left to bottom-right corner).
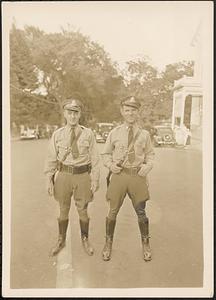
3;1;211;71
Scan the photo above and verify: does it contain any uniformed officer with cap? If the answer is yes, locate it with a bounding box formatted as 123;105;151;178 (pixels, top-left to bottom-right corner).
44;98;100;257
101;96;155;261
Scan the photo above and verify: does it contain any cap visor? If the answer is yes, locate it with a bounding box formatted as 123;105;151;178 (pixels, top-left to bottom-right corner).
66;108;80;112
123;104;139;109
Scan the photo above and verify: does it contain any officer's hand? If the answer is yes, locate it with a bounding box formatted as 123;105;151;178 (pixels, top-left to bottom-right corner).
110;163;122;174
46;178;54;196
138;163;153;177
91;181;99;193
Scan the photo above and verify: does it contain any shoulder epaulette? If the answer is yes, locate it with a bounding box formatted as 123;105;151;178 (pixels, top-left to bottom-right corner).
113;124;123;131
54;126;65;134
108;125;120;135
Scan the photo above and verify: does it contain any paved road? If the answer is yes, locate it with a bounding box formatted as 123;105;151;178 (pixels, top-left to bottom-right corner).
10;139;203;289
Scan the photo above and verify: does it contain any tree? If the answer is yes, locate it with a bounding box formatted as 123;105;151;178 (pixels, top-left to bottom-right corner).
10;24;39;126
123;57;160;124
123;58;194;126
24;26;124;125
10;24;194;128
154;60;194;121
162;60;194;89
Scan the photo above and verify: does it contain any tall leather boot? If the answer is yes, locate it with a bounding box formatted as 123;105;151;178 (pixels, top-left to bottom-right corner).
102;218;116;261
138;218;152;261
50;219;69;257
79;219;94;256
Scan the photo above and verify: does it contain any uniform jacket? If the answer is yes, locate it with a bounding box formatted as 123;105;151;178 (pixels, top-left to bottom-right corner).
101;123;155;169
44;124;100;183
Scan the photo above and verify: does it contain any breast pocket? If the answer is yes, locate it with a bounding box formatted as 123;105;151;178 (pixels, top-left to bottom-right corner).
135;140;144;155
57;140;70;160
114;141;126;160
78;139;90;155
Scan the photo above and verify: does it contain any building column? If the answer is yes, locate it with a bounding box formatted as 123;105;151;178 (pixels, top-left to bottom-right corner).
180;91;186;127
171;93;176;130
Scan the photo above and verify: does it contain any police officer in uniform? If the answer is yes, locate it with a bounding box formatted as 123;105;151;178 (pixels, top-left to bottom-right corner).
101;96;155;261
44;98;100;256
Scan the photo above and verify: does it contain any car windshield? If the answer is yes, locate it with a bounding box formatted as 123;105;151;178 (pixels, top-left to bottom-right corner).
156;127;173;134
96;123;113;132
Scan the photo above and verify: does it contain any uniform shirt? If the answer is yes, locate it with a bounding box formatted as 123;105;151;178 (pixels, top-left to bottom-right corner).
101;123;155;169
44;124;100;183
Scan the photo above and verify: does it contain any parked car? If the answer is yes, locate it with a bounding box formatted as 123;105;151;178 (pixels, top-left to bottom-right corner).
20;125;39;140
45;124;59;139
94;122;114;143
151;125;176;147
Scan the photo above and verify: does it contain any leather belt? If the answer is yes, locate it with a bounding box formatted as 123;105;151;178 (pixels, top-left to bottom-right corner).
122;167;141;176
58;163;91;174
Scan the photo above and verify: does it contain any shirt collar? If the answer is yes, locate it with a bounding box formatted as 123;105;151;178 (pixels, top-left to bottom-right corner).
65;124;81;133
123;122;139;131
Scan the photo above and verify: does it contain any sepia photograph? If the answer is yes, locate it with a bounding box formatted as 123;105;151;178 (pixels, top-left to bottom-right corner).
2;1;213;298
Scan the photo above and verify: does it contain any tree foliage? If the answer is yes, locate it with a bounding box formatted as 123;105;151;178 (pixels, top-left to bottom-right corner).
123;58;194;126
23;26;124;125
10;24;39;125
10;24;194;128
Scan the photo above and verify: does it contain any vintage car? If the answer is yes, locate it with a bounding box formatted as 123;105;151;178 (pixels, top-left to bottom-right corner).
44;124;59;139
94;122;114;143
20;125;39;140
151;125;176;147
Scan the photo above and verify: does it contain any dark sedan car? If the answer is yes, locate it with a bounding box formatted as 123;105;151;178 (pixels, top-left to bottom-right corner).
151;125;176;147
94;122;114;143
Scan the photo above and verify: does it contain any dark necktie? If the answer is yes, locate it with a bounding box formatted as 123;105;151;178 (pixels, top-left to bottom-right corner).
70;128;79;159
128;126;135;163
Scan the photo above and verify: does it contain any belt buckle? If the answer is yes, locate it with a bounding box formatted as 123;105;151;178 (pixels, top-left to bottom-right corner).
68;165;74;174
130;167;137;176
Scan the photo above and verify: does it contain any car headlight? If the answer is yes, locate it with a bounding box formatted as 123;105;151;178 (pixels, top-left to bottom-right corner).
164;134;172;141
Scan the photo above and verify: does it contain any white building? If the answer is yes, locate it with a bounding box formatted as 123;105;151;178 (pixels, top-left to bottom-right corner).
172;22;203;149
